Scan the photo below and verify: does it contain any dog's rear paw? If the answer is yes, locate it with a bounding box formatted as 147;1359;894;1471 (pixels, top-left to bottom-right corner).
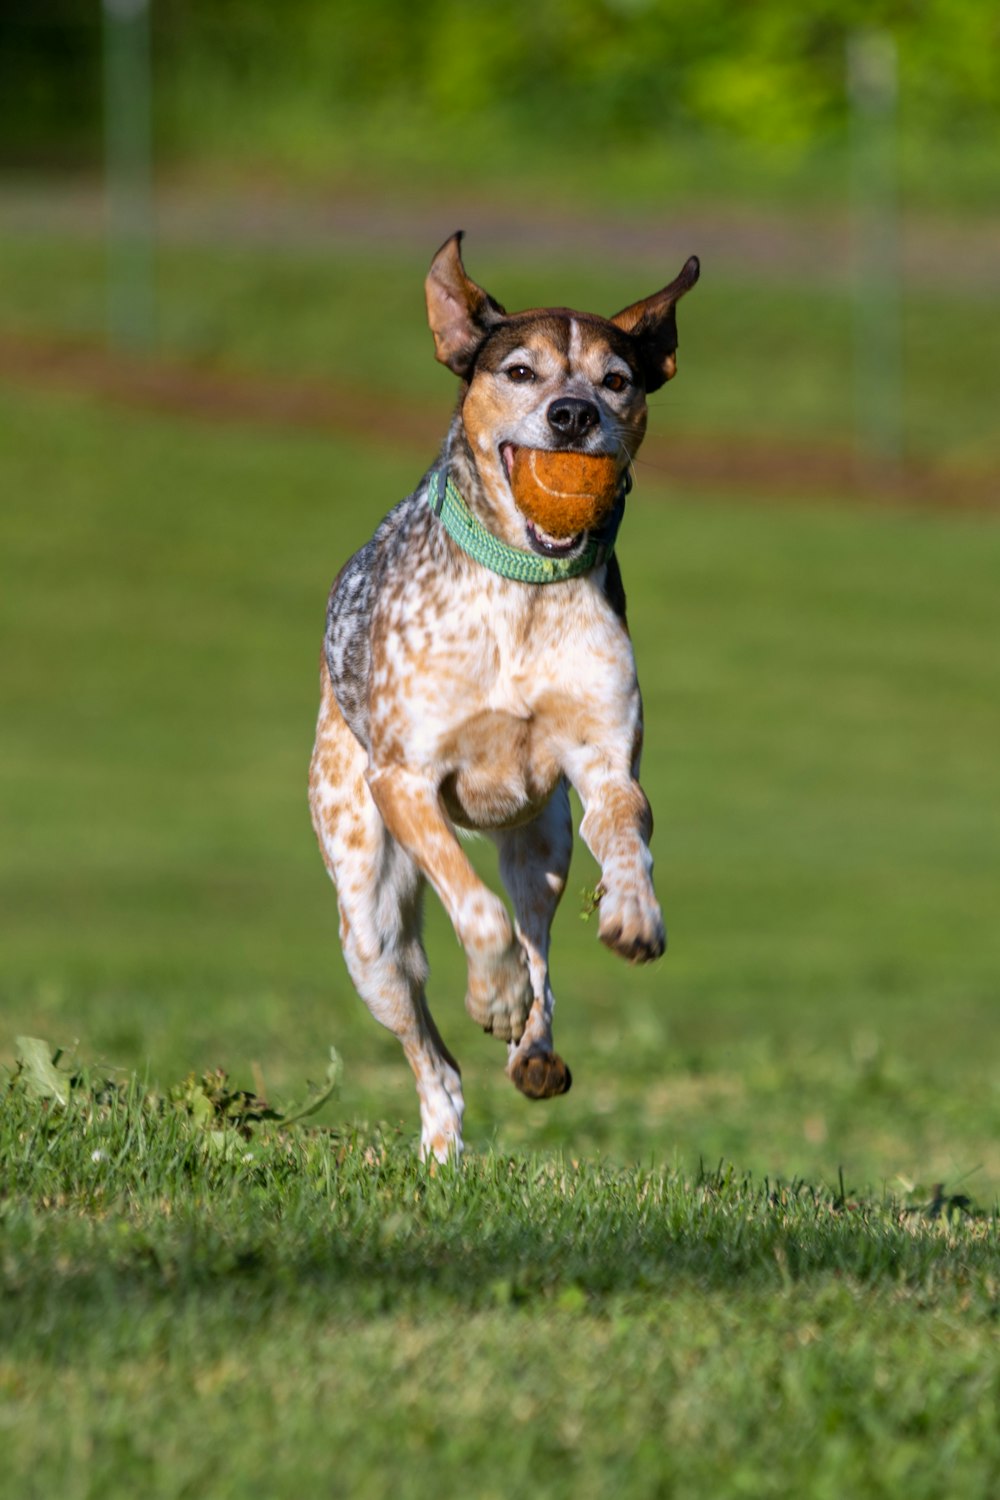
509;1049;573;1100
465;939;532;1042
598;888;666;964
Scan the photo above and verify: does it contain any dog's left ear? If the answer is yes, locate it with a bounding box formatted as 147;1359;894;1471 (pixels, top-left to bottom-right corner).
611;255;700;392
425;231;507;378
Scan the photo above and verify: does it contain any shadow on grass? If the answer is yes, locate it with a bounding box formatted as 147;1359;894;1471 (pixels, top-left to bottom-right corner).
3;1136;997;1358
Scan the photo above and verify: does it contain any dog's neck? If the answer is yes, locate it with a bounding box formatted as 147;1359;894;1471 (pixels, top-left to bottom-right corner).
439;407;511;539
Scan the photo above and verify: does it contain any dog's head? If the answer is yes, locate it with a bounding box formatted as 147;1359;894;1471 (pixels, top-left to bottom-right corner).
426;231;699;559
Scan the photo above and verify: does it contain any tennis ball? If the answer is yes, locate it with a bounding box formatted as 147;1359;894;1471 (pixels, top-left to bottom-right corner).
509;448;620;537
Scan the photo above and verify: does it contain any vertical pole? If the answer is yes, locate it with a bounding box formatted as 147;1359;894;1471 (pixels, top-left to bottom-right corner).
103;0;155;350
847;30;903;476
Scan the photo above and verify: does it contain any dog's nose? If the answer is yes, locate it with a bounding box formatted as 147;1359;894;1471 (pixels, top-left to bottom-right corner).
546;397;600;443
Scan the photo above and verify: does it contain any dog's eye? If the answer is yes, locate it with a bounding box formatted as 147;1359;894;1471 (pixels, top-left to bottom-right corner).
602;371;630;393
504;365;535;383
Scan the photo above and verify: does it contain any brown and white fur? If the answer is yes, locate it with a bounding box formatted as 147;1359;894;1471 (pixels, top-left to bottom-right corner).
309;233;699;1160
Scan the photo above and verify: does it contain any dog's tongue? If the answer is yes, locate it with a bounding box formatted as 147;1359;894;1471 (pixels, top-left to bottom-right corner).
509;448;620;538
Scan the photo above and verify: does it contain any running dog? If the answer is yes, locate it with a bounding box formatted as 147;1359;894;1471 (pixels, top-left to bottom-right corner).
309;233;699;1159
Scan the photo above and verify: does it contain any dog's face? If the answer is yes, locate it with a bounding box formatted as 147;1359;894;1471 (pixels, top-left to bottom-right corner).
426;233;699;556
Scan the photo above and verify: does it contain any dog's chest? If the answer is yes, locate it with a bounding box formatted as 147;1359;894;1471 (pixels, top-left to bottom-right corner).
375;571;631;830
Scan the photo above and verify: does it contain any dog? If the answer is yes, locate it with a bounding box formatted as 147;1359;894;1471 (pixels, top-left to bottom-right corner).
309;233;699;1159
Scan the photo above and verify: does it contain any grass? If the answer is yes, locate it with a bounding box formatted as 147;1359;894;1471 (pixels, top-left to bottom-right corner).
3;1053;1000;1499
2;369;1000;1494
1;229;999;469
2;378;1000;1171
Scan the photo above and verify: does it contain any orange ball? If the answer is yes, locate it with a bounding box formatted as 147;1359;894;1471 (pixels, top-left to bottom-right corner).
509;448;620;537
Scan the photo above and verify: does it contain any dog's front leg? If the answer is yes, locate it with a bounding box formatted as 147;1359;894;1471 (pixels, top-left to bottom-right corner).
367;765;532;1041
565;748;666;964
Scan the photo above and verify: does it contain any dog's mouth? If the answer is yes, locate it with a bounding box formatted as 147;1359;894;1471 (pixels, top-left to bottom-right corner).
500;442;586;557
524;518;584;557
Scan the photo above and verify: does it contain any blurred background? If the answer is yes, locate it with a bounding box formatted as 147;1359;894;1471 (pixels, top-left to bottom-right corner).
1;1;998;1186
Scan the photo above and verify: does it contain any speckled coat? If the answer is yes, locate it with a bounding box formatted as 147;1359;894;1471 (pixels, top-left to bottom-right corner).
309;233;699;1160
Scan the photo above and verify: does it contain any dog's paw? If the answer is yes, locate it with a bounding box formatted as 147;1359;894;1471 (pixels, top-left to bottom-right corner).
509;1049;572;1100
598;884;666;964
419;1126;464;1166
465;938;532;1042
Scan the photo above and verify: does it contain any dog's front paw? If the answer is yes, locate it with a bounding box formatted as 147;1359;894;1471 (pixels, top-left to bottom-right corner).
465;938;532;1042
509;1048;573;1100
598;883;666;964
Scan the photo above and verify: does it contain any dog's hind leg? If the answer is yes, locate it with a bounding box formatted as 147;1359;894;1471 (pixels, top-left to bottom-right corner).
310;674;464;1161
366;766;533;1044
492;779;574;1101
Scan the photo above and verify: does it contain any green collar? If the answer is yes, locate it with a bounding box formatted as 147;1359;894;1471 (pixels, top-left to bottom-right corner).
426;468;625;584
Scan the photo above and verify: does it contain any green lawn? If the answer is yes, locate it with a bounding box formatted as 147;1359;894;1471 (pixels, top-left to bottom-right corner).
2;382;1000;1497
4;1068;999;1499
2;380;999;1176
1;231;998;468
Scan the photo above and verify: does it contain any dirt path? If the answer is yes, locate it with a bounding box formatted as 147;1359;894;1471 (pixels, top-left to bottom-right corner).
2;331;996;512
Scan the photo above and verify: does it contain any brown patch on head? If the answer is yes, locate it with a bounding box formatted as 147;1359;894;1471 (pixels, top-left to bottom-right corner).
509;448;619;537
470;313;572;376
458;318;572;470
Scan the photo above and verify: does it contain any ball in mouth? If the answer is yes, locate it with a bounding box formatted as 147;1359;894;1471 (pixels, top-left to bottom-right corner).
502;444;620;548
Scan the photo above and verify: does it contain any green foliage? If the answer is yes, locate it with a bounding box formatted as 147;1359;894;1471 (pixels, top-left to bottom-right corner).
11;1034;73;1106
579;883;603;920
4;1037;343;1170
0;2;102;160
158;0;1000;149
3;0;1000;198
168;1050;341;1134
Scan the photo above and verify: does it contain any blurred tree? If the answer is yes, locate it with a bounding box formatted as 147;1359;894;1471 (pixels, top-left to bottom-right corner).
0;1;102;162
1;0;998;177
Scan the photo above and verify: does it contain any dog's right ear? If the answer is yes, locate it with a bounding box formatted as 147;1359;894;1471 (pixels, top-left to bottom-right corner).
425;232;506;378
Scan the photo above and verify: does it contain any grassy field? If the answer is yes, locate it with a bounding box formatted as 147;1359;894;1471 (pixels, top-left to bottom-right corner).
4;1062;1000;1499
2;361;1000;1494
1;228;999;470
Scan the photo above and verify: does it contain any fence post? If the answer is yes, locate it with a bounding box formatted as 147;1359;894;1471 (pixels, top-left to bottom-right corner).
847;30;903;477
103;0;155;350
